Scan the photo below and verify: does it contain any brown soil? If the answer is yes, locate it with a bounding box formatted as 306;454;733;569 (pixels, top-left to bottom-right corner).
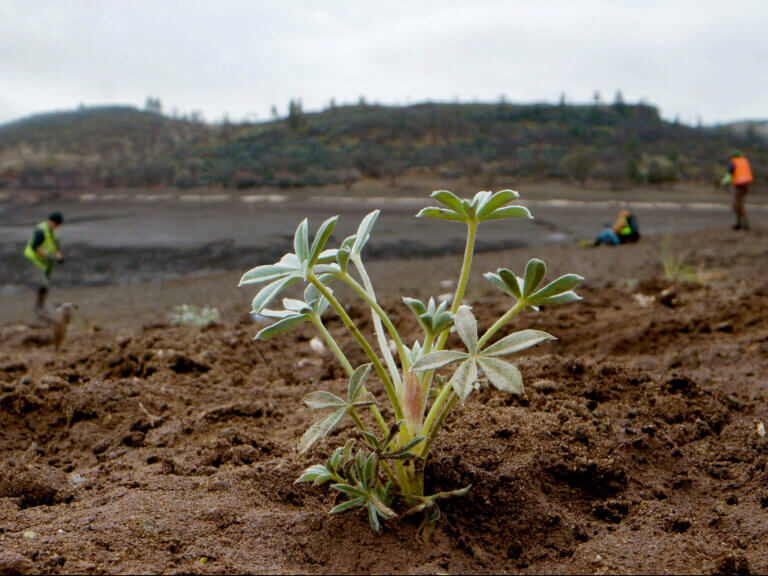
0;225;767;574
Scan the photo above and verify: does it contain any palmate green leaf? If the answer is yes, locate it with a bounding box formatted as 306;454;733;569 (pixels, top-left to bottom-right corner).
304;390;348;410
411;350;469;372
308;216;339;268
418;190;531;225
348;363;373;403
486;264;583;311
528;274;584;305
482;329;555;357
297;407;348;455
476;356;523;395
523;259;547;298
255;313;310;340
449;358;478;402
403;297;455;336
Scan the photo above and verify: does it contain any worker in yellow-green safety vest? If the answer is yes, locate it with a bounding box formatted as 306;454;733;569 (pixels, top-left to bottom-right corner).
24;212;64;317
593;210;641;246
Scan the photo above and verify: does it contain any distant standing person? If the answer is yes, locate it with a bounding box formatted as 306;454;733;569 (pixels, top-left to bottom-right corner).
593;209;640;246
721;150;753;230
24;212;64;317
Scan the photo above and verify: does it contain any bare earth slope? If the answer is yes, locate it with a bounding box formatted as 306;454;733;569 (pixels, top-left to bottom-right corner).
0;225;766;574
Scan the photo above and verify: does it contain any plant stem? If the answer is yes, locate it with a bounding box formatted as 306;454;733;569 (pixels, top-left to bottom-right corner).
436;222;477;351
421;301;526;453
308;273;404;421
311;316;389;433
311;316;354;375
379;459;398;487
420;301;527;462
416;390;457;487
420;379;454;449
419;222;477;431
341;270;409;372
425;393;457;455
476;300;526;348
350;257;403;392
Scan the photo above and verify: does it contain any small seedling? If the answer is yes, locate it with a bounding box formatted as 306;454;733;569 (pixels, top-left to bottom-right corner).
172;305;221;327
240;190;583;532
661;232;701;284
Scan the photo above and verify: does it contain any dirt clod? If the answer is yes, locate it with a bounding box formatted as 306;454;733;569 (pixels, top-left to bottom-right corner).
0;552;33;575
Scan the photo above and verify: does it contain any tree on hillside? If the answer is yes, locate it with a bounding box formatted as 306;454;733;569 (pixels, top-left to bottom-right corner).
561;146;599;187
613;91;627;115
144;97;163;115
288;99;305;131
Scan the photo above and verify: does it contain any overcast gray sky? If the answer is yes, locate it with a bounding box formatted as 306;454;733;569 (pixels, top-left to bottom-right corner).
1;0;767;126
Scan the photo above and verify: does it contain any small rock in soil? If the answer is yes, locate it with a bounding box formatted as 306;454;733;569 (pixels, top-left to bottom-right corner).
531;379;559;394
0;552;33;575
711;552;751;575
0;462;71;506
663;516;692;533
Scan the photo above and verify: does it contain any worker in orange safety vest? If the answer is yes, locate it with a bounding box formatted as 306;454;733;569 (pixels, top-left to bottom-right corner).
721;150;754;230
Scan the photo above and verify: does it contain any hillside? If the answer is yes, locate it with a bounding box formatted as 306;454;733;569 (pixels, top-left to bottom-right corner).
720;119;768;141
1;102;766;191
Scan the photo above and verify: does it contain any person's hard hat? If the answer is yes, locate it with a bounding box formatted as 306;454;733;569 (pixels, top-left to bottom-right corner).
731;149;743;158
48;211;64;224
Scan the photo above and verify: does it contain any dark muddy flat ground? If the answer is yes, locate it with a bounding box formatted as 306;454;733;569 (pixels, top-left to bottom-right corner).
1;182;766;293
0;186;767;574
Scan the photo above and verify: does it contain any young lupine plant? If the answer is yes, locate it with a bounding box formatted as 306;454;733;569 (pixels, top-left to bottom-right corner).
239;189;583;532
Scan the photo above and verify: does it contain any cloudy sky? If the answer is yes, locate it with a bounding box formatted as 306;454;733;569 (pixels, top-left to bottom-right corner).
1;0;767;125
